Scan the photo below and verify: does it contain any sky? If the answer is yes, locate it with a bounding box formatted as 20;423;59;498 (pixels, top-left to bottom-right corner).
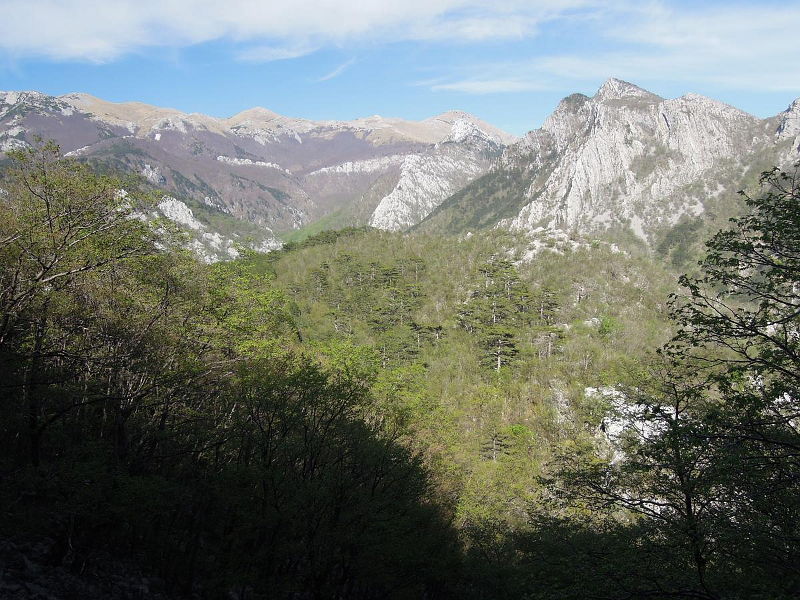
1;0;799;136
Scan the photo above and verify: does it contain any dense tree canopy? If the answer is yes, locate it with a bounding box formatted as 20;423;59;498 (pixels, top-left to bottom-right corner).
2;145;799;599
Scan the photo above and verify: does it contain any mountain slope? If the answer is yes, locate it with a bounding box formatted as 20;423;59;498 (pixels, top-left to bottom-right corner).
418;79;800;246
0;91;514;240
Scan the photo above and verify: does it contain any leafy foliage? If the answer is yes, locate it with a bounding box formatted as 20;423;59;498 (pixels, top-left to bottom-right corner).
0;146;457;599
5;144;797;599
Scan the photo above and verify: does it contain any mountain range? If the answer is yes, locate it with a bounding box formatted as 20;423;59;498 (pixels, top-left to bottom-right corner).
2;79;798;259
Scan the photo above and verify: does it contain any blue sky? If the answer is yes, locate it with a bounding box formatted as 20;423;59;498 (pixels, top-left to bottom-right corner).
1;0;799;135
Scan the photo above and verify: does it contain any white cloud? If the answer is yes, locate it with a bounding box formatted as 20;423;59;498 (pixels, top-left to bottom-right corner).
429;2;800;94
317;58;356;82
5;0;798;100
0;0;588;62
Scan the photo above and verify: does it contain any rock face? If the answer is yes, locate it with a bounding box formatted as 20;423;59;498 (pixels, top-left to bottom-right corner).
419;79;800;243
369;125;501;230
0;90;514;238
154;196;272;262
775;98;800;157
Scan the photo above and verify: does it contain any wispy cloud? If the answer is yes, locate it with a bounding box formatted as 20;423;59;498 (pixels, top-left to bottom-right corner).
238;43;318;63
428;2;800;94
0;0;589;62
317;58;356;82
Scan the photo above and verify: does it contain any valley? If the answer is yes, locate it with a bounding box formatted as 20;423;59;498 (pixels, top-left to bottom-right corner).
1;78;800;599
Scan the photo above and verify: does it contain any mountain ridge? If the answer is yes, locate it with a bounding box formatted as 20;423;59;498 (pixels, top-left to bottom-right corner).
3;80;800;263
23;90;518;146
417;78;800;252
0;89;515;250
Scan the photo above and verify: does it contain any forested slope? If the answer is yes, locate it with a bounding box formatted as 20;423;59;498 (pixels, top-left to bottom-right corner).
2;145;800;599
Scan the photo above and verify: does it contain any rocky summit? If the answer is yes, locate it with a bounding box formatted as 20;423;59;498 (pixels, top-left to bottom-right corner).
418;79;800;244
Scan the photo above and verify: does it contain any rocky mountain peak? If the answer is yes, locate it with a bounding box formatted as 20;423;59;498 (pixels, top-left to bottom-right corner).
425;111;518;145
534;81;666;153
421;79;796;247
227;106;283;124
594;78;661;102
445;118;490;144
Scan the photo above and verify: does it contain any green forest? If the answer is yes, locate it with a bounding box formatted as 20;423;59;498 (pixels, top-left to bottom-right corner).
2;143;799;599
